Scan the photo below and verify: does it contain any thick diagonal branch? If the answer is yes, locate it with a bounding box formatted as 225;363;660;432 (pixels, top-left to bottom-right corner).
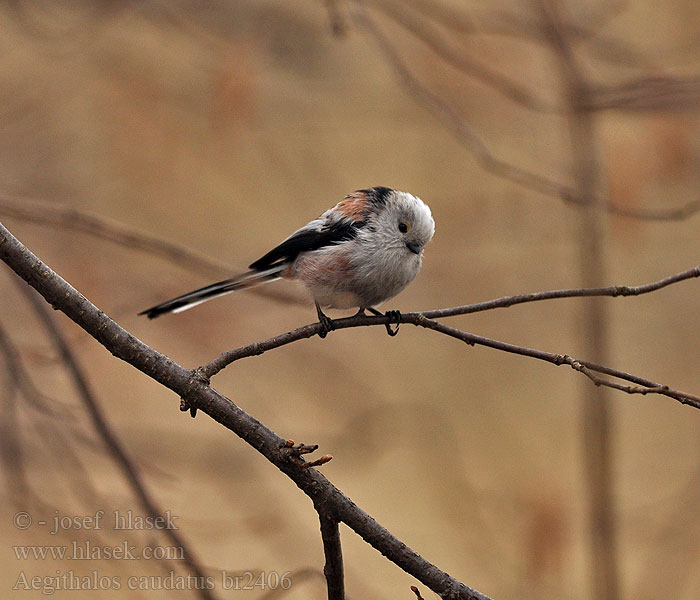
0;222;492;600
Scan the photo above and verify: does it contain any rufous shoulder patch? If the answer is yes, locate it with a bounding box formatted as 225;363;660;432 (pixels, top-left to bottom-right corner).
335;191;370;221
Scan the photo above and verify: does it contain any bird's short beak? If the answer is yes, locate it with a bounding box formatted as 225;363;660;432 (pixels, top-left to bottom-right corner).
406;242;421;255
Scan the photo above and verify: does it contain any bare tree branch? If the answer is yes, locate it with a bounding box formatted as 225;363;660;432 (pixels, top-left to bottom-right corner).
419;265;700;319
195;308;699;409
193;263;700;411
2;213;699;598
319;514;346;600
0;221;493;600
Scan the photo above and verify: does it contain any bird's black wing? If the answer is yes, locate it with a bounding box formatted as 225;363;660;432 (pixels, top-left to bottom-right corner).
248;218;365;270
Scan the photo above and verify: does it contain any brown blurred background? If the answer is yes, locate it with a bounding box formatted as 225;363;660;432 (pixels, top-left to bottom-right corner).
1;1;699;599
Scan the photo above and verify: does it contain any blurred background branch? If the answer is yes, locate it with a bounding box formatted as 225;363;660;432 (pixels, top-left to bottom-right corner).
0;195;303;306
15;279;215;600
351;3;700;221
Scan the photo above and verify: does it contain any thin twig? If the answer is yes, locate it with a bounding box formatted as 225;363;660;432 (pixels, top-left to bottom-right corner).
415;315;700;408
419;264;700;319
195;262;700;410
422;316;700;410
319;513;346;600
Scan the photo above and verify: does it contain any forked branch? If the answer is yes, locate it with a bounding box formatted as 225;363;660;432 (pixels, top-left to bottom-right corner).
0;221;492;600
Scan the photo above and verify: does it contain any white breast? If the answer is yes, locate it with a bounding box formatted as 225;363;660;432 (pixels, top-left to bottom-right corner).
290;242;421;310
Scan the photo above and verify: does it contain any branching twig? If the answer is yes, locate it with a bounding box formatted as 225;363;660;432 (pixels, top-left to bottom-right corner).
195;307;700;409
192;263;700;410
413;316;700;409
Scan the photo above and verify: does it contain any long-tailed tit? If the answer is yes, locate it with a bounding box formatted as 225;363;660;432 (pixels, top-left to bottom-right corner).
139;187;435;336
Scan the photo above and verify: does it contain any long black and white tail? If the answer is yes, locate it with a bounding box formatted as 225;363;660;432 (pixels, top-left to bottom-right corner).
139;265;285;319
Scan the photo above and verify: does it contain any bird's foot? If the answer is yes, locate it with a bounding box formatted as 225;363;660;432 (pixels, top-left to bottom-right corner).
384;310;402;336
316;303;335;338
368;307;402;336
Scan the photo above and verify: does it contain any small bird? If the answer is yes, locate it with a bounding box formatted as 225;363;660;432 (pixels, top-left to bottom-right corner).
139;187;435;336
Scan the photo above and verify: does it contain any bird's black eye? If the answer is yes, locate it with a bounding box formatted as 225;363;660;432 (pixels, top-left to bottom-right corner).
398;222;409;233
